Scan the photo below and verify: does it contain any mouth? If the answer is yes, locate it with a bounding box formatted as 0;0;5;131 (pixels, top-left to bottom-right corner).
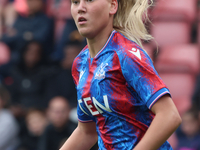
78;17;87;24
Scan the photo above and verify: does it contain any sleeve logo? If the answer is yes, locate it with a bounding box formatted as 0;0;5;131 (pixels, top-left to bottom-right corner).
129;48;141;60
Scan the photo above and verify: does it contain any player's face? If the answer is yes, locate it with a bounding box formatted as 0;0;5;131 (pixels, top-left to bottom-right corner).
71;0;113;39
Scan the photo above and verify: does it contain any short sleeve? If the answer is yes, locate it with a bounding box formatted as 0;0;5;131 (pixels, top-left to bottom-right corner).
77;100;94;122
118;47;170;109
72;59;94;123
71;57;79;87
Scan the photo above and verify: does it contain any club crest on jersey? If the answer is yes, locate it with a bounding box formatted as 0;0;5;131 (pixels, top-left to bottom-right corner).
95;63;108;80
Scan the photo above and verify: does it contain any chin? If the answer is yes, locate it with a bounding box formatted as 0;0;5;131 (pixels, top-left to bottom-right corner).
78;28;92;38
79;31;89;38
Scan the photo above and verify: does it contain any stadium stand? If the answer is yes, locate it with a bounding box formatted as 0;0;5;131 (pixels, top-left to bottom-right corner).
154;44;200;75
151;0;198;22
158;72;195;115
150;21;192;47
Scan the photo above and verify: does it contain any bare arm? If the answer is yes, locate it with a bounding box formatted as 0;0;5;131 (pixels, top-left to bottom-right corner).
133;95;182;150
59;121;98;150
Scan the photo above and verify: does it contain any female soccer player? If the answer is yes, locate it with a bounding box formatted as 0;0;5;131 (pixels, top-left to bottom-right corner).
60;0;182;149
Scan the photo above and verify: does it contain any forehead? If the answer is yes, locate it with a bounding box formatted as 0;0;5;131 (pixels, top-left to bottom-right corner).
26;43;41;53
50;99;69;108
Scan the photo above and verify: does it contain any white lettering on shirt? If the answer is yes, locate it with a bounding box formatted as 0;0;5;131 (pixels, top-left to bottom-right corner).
79;95;112;116
83;97;100;116
92;95;112;113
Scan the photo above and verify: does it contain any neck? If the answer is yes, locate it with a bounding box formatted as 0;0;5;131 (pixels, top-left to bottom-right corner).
87;26;114;58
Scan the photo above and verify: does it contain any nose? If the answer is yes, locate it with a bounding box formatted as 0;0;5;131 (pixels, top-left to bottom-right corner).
78;0;86;14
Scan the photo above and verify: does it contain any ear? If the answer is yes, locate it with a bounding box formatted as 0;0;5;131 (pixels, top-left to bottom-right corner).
109;0;118;15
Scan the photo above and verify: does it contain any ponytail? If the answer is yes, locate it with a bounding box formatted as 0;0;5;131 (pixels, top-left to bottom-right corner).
114;0;153;48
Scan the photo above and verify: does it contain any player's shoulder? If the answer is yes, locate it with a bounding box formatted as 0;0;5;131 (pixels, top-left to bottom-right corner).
72;45;89;77
73;45;89;65
72;45;89;84
113;31;146;61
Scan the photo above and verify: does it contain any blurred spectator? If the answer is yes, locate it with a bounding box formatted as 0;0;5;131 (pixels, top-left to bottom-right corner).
37;96;77;150
46;0;72;41
0;85;19;150
176;108;200;150
0;42;10;82
52;18;85;61
0;0;54;69
0;42;10;66
4;40;51;116
17;108;48;150
46;0;71;20
3;1;18;29
46;32;84;108
0;0;14;38
192;73;200;111
14;0;29;16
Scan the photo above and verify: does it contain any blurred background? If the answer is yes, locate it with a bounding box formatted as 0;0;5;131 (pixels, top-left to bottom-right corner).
0;0;200;150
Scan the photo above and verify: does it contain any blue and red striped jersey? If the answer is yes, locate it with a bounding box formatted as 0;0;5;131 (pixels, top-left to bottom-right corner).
72;30;173;150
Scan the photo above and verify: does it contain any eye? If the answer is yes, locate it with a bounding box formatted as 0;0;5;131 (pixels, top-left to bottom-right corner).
71;0;79;4
87;0;94;2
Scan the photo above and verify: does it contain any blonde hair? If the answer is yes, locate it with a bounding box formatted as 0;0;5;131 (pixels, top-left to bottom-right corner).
114;0;153;48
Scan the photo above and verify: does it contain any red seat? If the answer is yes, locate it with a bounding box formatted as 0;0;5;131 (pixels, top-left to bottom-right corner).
151;0;198;22
151;21;191;47
155;44;200;74
158;72;195;115
142;43;154;60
